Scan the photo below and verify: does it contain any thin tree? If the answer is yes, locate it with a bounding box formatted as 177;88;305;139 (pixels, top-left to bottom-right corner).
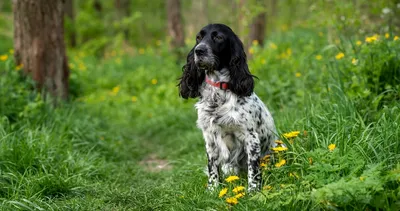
166;0;185;49
249;0;267;47
13;0;69;102
64;0;76;47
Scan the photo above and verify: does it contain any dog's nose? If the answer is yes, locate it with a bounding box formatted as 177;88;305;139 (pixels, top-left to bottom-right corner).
195;46;207;56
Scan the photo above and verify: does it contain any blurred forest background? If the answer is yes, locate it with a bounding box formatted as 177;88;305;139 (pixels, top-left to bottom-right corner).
0;0;400;210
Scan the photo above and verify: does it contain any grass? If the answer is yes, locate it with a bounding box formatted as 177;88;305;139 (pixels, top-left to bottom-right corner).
0;27;399;210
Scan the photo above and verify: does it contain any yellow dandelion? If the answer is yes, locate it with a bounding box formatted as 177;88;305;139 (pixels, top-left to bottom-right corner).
139;48;145;55
0;54;8;61
394;36;399;41
351;58;358;65
131;96;138;102
356;40;362;46
365;35;379;43
225;175;239;183
283;131;300;139
275;140;284;144
252;40;259;46
226;197;238;205
280;184;286;188
260;162;267;168
248;47;255;55
286;48;292;56
69;63;75;69
9;49;14;54
328;144;336;151
315;55;322;60
151;79;158;85
218;188;228;198
360;176;365;181
261;59;266;64
78;63;87;71
111;85;120;95
263;185;272;190
385;33;390;39
232;186;245;194
272;146;288;152
15;64;24;71
269;43;277;49
335;52;345;60
295;72;301;78
275;159;286;168
234;192;245;199
289;172;299;178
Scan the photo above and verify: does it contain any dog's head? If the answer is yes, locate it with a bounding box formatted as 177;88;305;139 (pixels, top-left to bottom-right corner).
179;24;254;99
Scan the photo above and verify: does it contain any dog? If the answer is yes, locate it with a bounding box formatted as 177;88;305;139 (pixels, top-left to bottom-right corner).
178;23;278;192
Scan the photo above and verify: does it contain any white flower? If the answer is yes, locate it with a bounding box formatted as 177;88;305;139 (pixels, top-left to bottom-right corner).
382;7;391;14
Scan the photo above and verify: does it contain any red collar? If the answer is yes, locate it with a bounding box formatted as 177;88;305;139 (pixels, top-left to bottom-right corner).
205;76;229;90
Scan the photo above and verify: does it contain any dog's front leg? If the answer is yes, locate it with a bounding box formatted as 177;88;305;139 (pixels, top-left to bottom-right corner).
204;132;220;191
242;130;262;192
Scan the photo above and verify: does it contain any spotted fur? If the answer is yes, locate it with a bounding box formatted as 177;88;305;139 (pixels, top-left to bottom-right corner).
179;24;277;192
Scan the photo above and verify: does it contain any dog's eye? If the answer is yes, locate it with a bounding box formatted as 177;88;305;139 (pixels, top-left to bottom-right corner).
196;35;202;42
214;35;223;41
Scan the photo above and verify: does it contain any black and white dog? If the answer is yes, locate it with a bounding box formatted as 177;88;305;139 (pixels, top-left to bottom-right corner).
179;24;277;192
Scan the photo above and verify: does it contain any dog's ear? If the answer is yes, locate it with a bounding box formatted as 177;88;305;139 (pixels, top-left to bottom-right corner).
229;34;254;97
178;46;205;99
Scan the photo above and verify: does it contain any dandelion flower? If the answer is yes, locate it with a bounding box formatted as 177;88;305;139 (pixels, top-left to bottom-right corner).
275;159;286;168
252;40;259;46
0;54;8;61
232;186;245;194
248;47;255;55
260;162;267;168
151;79;158;85
263;185;272;190
335;52;345;60
286;48;292;56
295;72;301;78
351;58;358;65
283;131;300;139
226;197;238;205
111;85;120;95
272;146;288;152
385;33;390;39
328;144;336;151
360;176;365;181
131;96;138;102
394;36;399;41
234;192;245;198
219;188;228;198
225;175;239;183
9;49;14;54
356;40;362;46
365;35;379;43
261;59;266;64
315;55;322;60
15;64;24;71
269;43;277;49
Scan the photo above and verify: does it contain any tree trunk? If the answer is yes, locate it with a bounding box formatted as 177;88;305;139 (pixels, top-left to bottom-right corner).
13;0;69;102
64;0;76;47
115;0;131;39
166;0;185;49
249;2;267;47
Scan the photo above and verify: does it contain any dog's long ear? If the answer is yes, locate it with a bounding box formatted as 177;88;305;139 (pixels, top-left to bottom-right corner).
178;47;205;99
229;34;254;97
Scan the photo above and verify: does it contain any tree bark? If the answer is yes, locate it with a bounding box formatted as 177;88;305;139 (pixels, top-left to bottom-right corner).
115;0;131;39
13;0;69;102
249;2;267;47
166;0;185;49
64;0;76;47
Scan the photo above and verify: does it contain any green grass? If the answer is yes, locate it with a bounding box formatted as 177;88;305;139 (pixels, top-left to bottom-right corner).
0;27;400;210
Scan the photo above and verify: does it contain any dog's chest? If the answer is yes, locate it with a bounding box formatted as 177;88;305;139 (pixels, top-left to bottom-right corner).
195;87;246;130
